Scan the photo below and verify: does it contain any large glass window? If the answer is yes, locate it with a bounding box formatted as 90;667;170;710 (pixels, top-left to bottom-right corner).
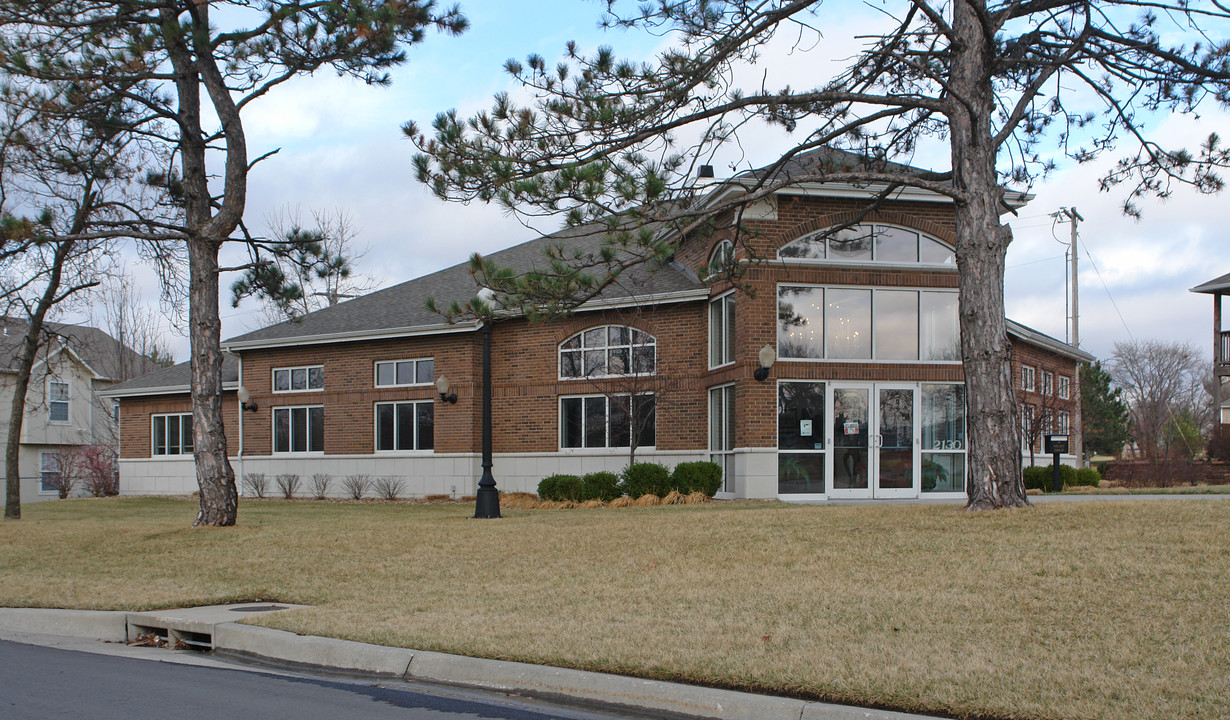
560;326;656;379
39;452;61;494
1020;366;1036;392
778;381;826;494
375;401;434;451
48;381;69;422
560;394;655;449
273;406;324;453
375;359;433;387
778;223;955;265
921;384;966;493
273;365;324;392
709;385;736;494
779;285;958;362
152;413;193;455
1058;375;1071;400
709;292;736;367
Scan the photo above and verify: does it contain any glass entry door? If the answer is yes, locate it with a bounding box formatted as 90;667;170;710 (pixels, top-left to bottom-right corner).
828;383;919;499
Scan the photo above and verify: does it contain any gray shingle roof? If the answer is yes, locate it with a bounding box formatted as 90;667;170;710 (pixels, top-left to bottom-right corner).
1191;271;1230;294
102;353;239;396
0;318;160;381
222;221;705;348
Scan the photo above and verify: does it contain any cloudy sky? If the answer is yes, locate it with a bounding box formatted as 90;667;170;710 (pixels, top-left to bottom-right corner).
109;1;1228;367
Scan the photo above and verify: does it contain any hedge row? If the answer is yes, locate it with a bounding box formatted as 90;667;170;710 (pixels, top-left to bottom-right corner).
1022;464;1101;492
538;461;722;502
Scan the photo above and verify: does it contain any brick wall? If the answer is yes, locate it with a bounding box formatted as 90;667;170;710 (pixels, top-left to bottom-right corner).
119;392;239;459
1009;337;1083;455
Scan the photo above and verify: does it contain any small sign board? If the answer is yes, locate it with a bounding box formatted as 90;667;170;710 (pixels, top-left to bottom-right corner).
1044;434;1070;454
844;421;860;436
800;419;813;437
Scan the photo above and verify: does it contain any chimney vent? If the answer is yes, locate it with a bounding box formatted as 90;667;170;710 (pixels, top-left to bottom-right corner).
698;165;715;179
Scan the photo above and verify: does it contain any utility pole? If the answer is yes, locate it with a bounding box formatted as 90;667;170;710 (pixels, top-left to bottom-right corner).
1058;207;1082;348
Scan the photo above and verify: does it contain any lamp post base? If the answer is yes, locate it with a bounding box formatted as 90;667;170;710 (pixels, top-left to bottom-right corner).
474;475;500;519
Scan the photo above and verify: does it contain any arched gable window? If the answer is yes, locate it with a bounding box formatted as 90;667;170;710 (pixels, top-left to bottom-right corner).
560;325;657;379
778;223;955;265
707;240;735;275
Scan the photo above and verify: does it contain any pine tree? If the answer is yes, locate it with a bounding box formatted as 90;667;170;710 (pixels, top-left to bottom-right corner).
1080;362;1131;459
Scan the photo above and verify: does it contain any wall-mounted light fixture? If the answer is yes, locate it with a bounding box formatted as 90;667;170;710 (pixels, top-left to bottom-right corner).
754;344;776;382
237;386;258;413
436;375;457;404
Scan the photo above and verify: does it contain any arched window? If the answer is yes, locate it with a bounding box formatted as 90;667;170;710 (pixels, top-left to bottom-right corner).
778;223;955;265
560;325;657;379
707;240;735;275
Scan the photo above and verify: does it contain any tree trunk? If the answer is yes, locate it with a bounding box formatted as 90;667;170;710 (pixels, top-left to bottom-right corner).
951;0;1028;509
188;235;237;526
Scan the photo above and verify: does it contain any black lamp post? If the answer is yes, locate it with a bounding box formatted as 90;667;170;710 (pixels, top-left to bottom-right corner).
474;321;500;518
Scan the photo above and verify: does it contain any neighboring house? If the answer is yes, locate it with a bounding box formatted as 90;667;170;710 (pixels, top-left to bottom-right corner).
0;318;160;503
1190;272;1229;428
105;148;1092;501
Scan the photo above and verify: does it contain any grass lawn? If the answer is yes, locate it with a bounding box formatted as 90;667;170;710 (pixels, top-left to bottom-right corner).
2;497;1227;720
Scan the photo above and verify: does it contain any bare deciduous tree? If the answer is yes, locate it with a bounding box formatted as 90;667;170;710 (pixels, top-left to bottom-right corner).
1110;340;1210;460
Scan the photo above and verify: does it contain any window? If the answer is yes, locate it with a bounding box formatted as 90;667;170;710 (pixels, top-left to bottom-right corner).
1041;370;1054;396
48;381;69;422
1058;375;1071;400
375;358;434;387
273;406;323;453
1056;410;1070;435
709;385;736;494
1020;365;1036;392
709;292;736;367
272;365;324;393
778;223;955;265
777;285;959;361
375;401;434;451
112;401;120;423
153;413;193;455
921;384;966;493
1019;403;1034;453
707;240;734;276
560;394;655;449
560;326;656;379
778;381;826;495
39;452;61;494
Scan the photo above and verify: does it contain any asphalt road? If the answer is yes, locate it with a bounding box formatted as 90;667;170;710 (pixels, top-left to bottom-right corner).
0;639;650;720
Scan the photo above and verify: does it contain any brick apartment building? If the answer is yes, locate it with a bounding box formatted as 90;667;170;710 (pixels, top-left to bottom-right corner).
104;149;1092;500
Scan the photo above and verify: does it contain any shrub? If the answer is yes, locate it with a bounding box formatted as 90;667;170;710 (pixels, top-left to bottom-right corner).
310;473;332;499
538;474;582;501
373;476;405;500
72;445;118;497
582;471;621;502
671;461;723;496
1023;464;1077;491
242;473;268;499
621;462;672;498
536;475;559;500
1075;467;1102;487
274;473;300;499
341;474;370;500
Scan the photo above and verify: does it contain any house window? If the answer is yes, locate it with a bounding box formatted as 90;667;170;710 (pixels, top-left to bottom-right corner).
375;401;434;451
709;292;736;368
1019;403;1034;453
272;365;324;393
39;452;61;494
273;406;324;453
777;285;958;361
707;240;734;276
1057;410;1070;435
1041;371;1054;396
48;381;69;422
1058;375;1071;400
560;394;655;449
559;326;656;379
152;413;193;455
1020;366;1036;392
778;223;955;265
709;385;736;494
921;384;966;493
112;401;120;423
374;358;434;387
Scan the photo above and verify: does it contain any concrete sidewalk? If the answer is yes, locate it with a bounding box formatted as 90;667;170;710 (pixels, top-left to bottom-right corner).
0;605;937;720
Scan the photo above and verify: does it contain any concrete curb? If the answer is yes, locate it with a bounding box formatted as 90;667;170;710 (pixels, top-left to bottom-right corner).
0;607;128;642
1;609;941;720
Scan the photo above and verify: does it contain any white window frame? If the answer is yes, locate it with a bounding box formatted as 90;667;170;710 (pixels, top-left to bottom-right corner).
47;380;70;423
1041;370;1054;397
374;400;435;452
374;358;434;388
709;384;736;495
271;365;324;393
706;239;735;277
776;222;956;267
152;413;193;456
1019;403;1035;453
1058;375;1071;400
559;393;656;450
1020;365;1036;392
38;451;61;494
272;405;324;454
709;291;736;369
776;283;960;364
1057;410;1071;435
558;325;657;380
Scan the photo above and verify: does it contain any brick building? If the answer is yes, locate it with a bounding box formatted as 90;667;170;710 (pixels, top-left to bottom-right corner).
105;150;1092;500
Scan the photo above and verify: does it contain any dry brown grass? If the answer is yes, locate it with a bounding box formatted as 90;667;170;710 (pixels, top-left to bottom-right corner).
2;497;1227;720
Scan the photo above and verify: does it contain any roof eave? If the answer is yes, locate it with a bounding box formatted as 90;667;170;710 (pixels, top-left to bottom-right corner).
101;381;240;399
223;321;481;352
1006;320;1096;363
